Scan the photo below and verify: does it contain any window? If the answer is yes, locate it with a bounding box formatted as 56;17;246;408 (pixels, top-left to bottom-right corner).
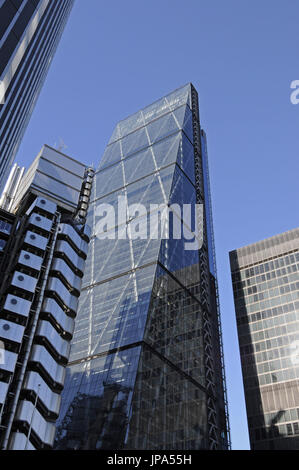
293;423;299;434
287;424;293;435
0;220;12;234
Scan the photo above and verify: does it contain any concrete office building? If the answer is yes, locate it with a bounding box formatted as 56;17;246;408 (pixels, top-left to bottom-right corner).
230;228;299;449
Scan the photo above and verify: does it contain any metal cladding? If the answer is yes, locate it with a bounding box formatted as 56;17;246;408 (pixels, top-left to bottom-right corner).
0;163;25;212
0;146;94;450
11;145;88;214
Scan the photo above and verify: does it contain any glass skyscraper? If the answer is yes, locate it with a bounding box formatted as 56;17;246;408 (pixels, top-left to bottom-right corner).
230;228;299;449
0;0;74;188
55;84;230;450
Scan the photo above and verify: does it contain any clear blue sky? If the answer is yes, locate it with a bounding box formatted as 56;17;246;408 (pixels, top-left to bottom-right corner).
15;0;299;450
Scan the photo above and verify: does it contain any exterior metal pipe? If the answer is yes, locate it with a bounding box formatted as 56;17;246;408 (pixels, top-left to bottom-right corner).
25;383;40;450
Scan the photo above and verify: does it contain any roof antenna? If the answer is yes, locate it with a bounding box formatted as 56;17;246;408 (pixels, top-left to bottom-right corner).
57;137;67;152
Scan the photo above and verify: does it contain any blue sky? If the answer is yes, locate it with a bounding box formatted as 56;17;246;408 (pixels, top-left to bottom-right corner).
15;0;299;449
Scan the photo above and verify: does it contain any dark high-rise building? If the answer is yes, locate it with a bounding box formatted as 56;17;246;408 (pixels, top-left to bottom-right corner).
54;83;230;450
230;228;299;450
0;0;74;188
0;144;94;449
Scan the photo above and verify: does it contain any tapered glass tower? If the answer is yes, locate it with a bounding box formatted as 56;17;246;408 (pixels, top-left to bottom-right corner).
0;0;74;188
55;84;230;450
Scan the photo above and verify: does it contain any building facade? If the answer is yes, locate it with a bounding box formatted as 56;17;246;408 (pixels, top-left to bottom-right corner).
230;228;299;449
0;0;74;189
54;83;230;450
0;144;94;449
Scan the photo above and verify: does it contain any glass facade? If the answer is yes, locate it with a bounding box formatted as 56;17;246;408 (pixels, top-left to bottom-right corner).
230;228;299;449
55;84;229;450
0;0;74;189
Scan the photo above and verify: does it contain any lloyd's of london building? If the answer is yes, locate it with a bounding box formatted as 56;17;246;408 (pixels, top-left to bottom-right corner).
54;83;230;450
0;145;94;449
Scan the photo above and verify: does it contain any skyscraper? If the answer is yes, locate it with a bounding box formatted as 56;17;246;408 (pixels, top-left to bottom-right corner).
0;144;94;449
54;83;230;450
0;0;74;188
230;228;299;450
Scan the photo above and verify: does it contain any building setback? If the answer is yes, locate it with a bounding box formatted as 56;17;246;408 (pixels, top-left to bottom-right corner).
0;144;94;449
54;83;230;450
0;0;74;189
230;228;299;449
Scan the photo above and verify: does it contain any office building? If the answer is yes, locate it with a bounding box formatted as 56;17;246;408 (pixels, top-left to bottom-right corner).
54;83;230;450
0;144;94;449
0;0;74;189
230;228;299;449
